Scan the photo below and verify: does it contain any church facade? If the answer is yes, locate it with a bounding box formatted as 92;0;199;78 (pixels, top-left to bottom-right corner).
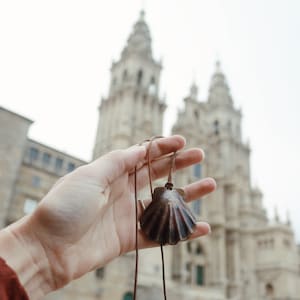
0;11;299;300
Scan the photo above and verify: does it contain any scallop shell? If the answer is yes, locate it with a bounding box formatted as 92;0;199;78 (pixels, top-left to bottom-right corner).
140;183;197;245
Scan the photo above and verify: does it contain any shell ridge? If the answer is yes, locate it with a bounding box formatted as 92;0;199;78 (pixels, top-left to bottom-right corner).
140;202;157;226
169;203;181;245
154;202;170;244
179;206;197;234
146;206;165;239
141;203;163;237
173;205;188;241
140;185;198;245
168;202;175;245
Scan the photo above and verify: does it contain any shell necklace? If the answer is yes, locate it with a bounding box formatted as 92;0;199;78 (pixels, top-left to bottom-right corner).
133;137;197;300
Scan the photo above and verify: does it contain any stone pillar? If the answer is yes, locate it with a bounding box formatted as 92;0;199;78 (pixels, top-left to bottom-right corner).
240;231;257;299
211;226;226;294
0;107;32;227
226;231;241;298
225;185;239;228
208;186;225;226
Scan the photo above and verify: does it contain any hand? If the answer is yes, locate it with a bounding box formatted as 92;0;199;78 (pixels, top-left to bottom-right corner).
2;135;216;298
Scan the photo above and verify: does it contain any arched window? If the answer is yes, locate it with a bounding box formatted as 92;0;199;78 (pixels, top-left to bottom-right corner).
186;242;192;253
196;265;204;286
185;242;206;286
196;243;203;255
123;69;128;81
149;76;156;94
137;69;143;85
213;120;219;135
265;283;274;296
95;267;104;279
123;291;133;300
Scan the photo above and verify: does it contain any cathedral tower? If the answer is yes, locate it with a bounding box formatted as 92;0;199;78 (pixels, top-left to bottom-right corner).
171;61;269;298
93;11;166;158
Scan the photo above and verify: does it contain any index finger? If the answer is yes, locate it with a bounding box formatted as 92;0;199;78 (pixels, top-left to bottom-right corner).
86;135;186;187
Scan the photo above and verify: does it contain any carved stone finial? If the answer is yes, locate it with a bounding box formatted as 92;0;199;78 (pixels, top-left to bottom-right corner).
274;206;279;223
215;60;221;73
139;9;145;21
190;82;198;99
286;210;291;226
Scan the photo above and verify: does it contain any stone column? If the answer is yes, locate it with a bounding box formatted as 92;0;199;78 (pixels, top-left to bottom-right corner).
227;231;241;298
211;226;226;295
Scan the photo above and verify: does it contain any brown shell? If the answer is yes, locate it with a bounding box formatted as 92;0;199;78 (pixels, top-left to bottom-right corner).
140;184;197;245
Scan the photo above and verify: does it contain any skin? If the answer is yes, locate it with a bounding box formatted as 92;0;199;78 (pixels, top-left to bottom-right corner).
0;135;216;299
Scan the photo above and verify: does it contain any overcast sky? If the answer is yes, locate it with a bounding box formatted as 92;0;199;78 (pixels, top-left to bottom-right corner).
0;0;299;240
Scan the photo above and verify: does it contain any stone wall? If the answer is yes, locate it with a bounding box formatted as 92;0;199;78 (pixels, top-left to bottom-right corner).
0;107;32;227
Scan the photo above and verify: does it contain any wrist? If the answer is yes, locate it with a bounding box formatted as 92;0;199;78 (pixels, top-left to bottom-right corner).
0;216;54;300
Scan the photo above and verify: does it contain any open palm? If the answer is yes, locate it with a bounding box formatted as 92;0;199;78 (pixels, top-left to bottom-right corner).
24;136;215;291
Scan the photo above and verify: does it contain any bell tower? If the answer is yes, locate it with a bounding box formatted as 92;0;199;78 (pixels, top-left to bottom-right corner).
93;11;166;158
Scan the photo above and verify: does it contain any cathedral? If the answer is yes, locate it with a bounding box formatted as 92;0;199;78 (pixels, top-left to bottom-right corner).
0;11;299;300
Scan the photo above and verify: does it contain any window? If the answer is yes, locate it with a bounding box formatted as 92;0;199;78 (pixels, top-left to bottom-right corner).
29;147;39;162
123;292;133;300
265;283;274;296
137;69;143;85
196;243;203;255
42;153;51;165
186;242;192;253
95;267;104;279
148;76;156;94
123;69;128;81
67;162;75;172
213;120;219;135
55;158;63;171
32;175;41;188
23;199;38;214
150;76;155;85
193;163;202;178
196;265;204;286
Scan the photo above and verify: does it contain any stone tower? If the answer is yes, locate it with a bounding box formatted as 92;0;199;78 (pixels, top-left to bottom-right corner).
93;11;166;158
172;62;300;299
172;61;257;298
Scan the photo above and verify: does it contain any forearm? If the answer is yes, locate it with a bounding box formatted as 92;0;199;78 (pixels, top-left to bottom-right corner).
0;216;53;300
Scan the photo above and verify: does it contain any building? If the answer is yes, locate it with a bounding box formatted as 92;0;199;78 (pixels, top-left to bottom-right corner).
1;10;299;300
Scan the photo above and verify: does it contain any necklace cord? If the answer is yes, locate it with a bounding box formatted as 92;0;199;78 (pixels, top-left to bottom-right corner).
133;166;138;300
133;136;169;300
160;244;167;300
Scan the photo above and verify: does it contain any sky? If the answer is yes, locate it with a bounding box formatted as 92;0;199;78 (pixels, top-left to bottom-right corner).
0;1;299;240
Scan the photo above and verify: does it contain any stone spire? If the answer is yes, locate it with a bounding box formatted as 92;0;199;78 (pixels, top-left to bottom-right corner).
286;210;291;226
208;60;233;106
274;206;280;223
121;10;152;59
189;81;199;100
93;10;165;158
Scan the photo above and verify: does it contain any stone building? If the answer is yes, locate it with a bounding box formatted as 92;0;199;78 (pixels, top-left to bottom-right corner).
1;10;300;300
